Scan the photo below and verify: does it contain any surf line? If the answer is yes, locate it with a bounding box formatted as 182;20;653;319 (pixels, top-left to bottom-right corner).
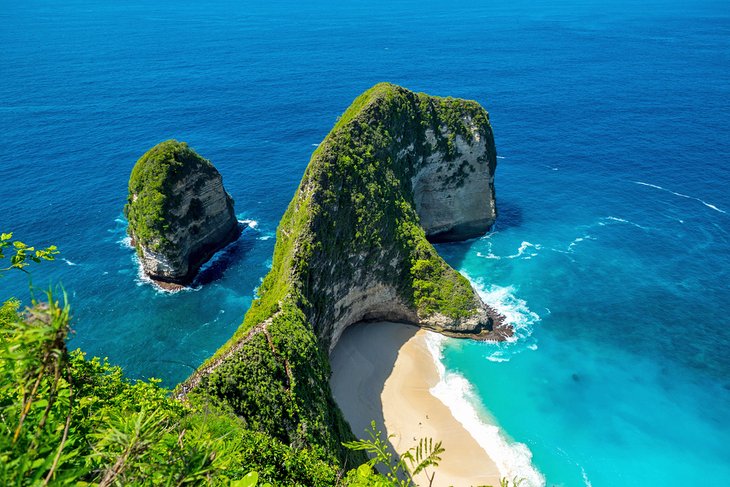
631;181;726;214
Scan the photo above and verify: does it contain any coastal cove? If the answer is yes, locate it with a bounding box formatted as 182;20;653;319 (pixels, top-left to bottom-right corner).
331;322;504;487
3;1;730;485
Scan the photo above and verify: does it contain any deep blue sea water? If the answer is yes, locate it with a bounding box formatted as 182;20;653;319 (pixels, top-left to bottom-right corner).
2;1;729;485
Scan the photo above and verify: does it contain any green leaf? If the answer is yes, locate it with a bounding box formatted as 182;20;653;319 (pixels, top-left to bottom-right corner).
357;463;371;478
231;471;259;487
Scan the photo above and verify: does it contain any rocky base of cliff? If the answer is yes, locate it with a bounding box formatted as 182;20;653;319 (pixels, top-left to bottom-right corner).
427;218;496;243
427;303;512;341
135;220;242;290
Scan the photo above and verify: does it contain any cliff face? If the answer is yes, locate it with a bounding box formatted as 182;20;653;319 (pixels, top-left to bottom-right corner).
281;82;507;351
414;123;497;242
125;140;240;289
184;83;509;466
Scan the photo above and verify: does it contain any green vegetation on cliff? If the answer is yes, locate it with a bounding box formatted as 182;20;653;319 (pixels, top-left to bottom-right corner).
191;83;497;471
124;140;219;253
220;82;492;353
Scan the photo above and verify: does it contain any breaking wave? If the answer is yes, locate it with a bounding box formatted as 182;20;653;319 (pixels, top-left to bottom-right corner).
425;333;546;487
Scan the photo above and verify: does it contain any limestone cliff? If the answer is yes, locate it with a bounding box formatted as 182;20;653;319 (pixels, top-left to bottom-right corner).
182;83;509;466
124;140;240;289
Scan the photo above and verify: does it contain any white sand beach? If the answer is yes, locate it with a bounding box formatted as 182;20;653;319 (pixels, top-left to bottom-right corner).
330;322;501;487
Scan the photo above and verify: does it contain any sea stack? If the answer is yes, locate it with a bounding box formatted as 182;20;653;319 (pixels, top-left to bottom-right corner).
124;140;240;289
180;84;509;463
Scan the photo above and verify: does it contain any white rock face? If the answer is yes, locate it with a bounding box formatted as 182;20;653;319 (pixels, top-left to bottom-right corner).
325;277;504;354
327;281;417;353
136;172;239;287
411;121;497;242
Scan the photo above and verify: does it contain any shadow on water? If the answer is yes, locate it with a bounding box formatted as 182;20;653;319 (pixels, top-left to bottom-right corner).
494;198;523;231
329;322;419;471
194;223;257;286
433;198;523;270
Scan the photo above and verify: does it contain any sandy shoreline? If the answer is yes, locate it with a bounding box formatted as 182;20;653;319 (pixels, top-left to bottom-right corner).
330;322;501;487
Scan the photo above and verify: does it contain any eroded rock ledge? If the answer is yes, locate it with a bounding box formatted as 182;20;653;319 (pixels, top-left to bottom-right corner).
182;83;510;465
124;140;240;289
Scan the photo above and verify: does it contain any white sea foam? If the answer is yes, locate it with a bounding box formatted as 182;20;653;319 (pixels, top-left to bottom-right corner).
119;236;133;248
632;180;726;214
128;248;200;294
477;241;541;261
133;257;196;294
508;241;541;259
118;227;192;293
486;353;510;363
476;240;500;259
424;333;546;487
581;467;593;487
239;218;258;229
476;251;501;260
567;234;596;252
600;216;649;230
63;258;78;266
472;281;541;342
497;155;506;159
259;235;273;241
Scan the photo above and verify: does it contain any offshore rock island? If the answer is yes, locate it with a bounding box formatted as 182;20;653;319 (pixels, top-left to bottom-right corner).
180;83;511;466
124;140;241;289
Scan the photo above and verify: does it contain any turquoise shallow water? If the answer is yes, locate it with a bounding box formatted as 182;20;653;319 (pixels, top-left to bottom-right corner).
2;1;729;485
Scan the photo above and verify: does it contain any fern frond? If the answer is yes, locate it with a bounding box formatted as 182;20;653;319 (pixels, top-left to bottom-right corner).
408;437;444;476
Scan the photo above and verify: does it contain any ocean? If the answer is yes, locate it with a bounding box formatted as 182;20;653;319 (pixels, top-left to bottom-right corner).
2;0;729;485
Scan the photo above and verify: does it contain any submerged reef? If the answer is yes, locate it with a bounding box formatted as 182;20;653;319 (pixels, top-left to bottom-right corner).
180;83;510;469
124;140;240;289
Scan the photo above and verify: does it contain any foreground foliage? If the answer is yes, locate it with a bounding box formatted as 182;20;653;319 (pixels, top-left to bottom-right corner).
0;232;58;274
0;294;340;486
343;421;444;487
0;293;467;486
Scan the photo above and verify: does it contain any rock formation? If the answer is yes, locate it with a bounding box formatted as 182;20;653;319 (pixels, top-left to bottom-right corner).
412;107;497;242
181;83;510;464
124;140;240;289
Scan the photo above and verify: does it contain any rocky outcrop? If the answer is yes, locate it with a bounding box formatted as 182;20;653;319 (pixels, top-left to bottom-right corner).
124;140;240;289
181;84;509;463
296;82;508;351
414;123;497;242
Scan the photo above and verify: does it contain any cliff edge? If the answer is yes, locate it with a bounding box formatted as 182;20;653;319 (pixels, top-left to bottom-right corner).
124;140;240;289
182;83;509;466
